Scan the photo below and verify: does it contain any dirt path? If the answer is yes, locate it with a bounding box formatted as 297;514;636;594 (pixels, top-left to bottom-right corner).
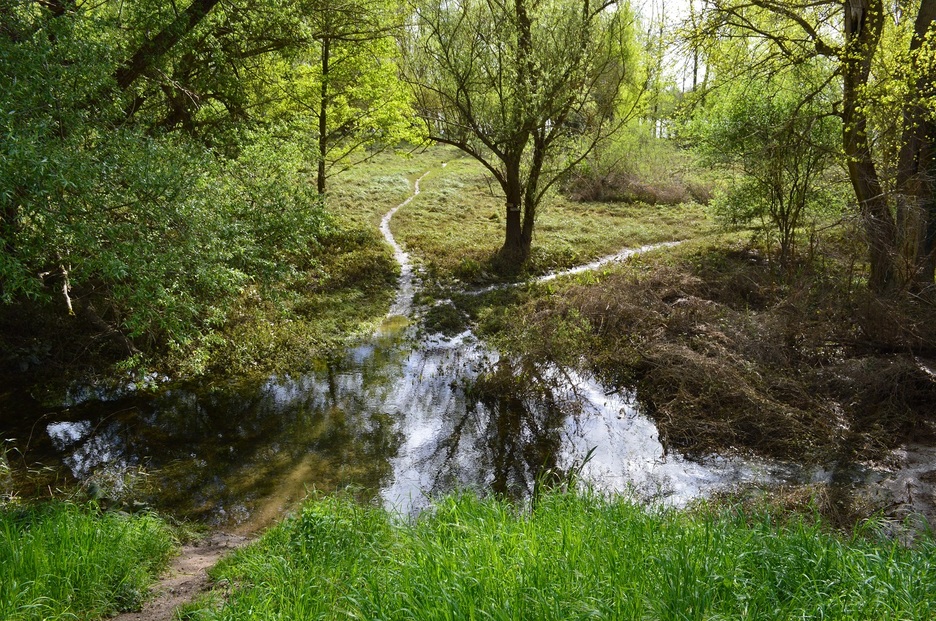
112;532;248;621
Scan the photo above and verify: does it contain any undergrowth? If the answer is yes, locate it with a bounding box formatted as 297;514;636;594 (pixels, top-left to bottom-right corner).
194;491;936;620
471;235;936;466
0;501;174;621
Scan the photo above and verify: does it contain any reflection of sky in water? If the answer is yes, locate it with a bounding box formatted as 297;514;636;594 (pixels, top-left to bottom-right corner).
38;322;817;525
47;420;127;479
47;420;93;449
31;206;833;526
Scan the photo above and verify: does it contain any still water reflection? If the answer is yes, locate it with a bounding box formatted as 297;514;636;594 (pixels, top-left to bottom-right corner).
1;318;808;532
1;173;810;531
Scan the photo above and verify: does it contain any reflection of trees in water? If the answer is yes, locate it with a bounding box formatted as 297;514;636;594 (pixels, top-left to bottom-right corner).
424;358;572;501
32;347;409;524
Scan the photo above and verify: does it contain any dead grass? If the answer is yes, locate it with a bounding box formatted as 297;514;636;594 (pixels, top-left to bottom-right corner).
477;239;936;464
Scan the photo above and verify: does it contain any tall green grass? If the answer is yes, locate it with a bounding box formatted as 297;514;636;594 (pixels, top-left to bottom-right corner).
202;491;936;620
0;502;174;620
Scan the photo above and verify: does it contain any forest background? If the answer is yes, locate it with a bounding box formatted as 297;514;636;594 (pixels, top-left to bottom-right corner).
2;0;936;469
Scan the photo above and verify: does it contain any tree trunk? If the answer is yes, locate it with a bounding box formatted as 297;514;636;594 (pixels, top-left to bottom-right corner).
843;0;897;294
916;136;936;284
317;35;330;195
501;160;530;262
113;0;221;91
896;0;936;287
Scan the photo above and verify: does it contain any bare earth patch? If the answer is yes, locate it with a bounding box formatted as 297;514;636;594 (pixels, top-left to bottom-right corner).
112;532;248;621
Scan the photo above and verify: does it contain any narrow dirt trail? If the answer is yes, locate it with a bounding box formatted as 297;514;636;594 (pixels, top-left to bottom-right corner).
111;533;247;621
109;168;701;620
111;171;435;621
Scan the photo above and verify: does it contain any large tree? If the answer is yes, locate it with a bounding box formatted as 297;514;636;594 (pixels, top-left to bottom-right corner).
689;0;936;294
402;0;639;263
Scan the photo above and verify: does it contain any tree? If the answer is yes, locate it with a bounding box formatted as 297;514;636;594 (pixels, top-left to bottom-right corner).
688;0;936;294
0;0;332;357
279;0;417;194
402;0;639;263
692;69;841;267
895;0;936;286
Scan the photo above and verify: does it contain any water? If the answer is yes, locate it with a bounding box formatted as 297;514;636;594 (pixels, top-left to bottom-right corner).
0;173;906;531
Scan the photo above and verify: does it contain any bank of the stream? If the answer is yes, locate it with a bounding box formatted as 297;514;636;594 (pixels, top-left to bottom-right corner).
183;490;936;620
0;500;175;621
448;237;936;527
6;147;936;620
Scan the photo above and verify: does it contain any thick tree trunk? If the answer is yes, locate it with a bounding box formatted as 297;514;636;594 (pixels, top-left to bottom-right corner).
916;138;936;284
896;0;936;287
843;0;898;294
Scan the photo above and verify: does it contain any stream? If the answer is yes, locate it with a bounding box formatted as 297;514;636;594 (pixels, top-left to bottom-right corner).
2;170;929;532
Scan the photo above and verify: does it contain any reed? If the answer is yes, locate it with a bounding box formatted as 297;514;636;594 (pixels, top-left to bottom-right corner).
202;491;936;620
0;502;174;621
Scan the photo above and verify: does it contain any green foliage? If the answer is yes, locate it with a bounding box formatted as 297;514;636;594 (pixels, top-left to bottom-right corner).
567;123;716;205
270;0;421;189
0;1;348;371
404;0;642;260
199;491;936;620
688;69;844;264
0;502;174;621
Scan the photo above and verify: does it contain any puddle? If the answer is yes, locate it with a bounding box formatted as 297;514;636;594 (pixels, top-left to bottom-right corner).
1;169;928;532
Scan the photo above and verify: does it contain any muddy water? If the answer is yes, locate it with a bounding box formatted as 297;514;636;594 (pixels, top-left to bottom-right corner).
0;172;918;532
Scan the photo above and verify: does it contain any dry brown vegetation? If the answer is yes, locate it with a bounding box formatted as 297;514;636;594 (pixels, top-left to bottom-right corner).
480;240;936;464
564;167;714;206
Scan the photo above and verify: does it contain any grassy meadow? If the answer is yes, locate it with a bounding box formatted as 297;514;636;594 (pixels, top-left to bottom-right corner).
385;146;713;284
183;491;936;621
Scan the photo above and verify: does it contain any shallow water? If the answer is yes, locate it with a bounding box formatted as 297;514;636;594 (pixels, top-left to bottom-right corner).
1;172;918;531
2;317;813;531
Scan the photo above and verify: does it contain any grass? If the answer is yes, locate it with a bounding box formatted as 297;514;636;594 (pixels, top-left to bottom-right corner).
0;501;174;621
391;151;713;284
191;490;936;620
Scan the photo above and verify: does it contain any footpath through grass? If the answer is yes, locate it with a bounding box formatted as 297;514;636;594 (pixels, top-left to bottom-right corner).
0;501;174;621
349;145;712;286
193;491;936;620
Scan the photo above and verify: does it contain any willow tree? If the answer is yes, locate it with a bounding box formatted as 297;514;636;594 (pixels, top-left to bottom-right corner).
403;0;639;263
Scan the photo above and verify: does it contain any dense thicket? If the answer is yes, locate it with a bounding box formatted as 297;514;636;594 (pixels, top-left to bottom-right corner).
684;0;936;293
0;0;410;374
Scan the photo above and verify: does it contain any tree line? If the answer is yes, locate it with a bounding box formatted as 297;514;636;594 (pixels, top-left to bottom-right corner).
1;0;935;365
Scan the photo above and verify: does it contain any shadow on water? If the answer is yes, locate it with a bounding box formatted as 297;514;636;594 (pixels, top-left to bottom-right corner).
0;314;885;531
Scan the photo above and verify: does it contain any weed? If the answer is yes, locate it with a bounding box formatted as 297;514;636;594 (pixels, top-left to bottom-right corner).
0;501;174;620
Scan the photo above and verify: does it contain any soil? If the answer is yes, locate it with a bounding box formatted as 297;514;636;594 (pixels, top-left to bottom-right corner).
112;532;248;621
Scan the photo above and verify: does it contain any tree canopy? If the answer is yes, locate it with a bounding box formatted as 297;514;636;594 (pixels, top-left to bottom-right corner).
686;0;936;293
402;0;642;262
